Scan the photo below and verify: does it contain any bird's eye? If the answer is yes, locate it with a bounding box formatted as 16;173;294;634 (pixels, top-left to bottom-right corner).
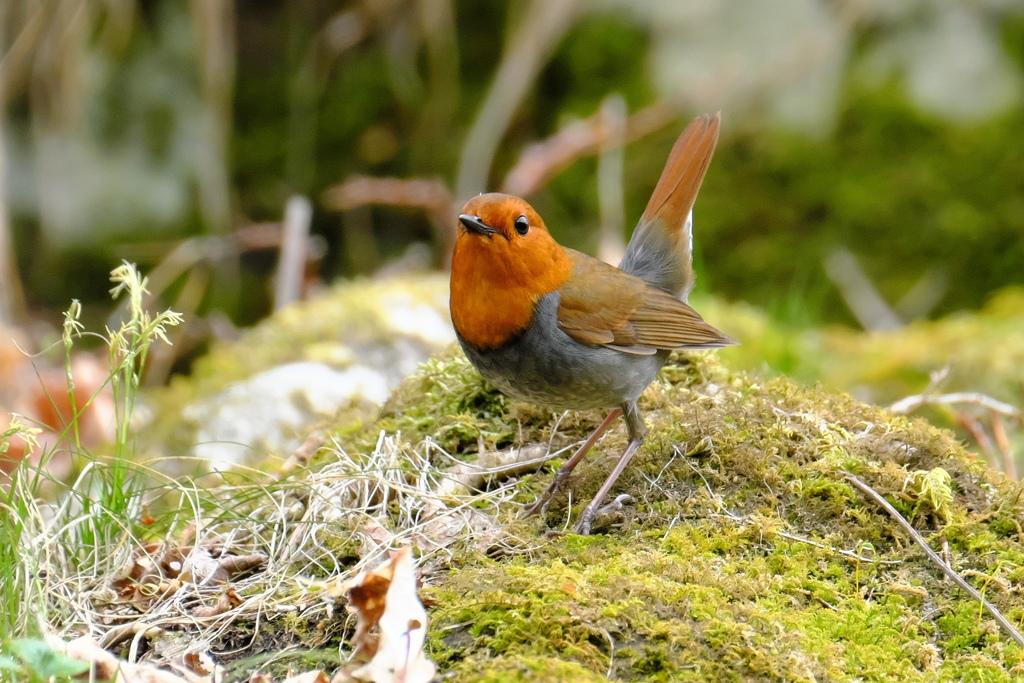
514;215;530;235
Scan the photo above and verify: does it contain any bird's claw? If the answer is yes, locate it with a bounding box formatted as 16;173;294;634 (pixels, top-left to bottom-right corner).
573;508;595;535
522;480;563;518
573;494;636;535
522;467;576;518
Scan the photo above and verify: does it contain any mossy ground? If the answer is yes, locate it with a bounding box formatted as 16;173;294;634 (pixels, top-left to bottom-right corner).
337;348;1024;681
128;275;1024;680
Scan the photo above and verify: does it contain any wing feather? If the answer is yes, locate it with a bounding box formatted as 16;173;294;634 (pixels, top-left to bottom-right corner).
556;250;736;352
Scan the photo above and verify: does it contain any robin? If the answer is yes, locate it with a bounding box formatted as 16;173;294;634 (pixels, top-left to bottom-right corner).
449;113;735;534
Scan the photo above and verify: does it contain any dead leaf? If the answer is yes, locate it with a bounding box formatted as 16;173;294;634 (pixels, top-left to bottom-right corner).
44;634;189;683
182;547;267;587
192;589;241;618
167;650;225;683
282;671;330;683
359;518;397;557
344;547;436;683
182;547;231;585
436;444;549;496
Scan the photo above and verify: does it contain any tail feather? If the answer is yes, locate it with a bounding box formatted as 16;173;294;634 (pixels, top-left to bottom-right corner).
619;113;720;300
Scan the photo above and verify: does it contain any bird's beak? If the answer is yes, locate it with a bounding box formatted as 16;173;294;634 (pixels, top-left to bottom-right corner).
459;214;497;237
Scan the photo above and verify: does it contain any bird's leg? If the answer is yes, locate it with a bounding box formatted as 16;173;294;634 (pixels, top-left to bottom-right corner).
575;402;646;535
522;408;622;518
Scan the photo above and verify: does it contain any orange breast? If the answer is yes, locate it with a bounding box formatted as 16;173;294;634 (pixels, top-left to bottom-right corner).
450;233;572;349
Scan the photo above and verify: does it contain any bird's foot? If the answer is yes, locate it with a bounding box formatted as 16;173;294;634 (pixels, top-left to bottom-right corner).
522;468;573;518
524;475;565;518
573;494;636;535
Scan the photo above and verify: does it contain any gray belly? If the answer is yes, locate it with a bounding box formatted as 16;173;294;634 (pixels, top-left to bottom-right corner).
456;292;666;411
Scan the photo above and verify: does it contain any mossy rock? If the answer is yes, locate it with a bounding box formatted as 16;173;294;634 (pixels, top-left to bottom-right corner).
326;348;1024;682
141;274;453;466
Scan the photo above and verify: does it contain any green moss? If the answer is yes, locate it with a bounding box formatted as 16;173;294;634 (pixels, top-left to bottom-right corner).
444;656;611;683
330;349;1024;680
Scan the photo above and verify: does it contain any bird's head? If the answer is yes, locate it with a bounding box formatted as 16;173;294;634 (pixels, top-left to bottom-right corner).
450;193;572;348
456;192;557;252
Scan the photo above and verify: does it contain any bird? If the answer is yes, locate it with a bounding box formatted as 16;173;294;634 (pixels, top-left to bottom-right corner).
449;112;736;534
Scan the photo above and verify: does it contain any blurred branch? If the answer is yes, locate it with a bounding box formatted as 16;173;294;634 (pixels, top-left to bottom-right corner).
824;248;902;331
409;0;459;171
189;0;235;233
955;411;998;470
286;4;320;194
502;103;676;198
110;222;325;330
990;411;1017;480
892;390;1021;478
322;175;456;258
0;2;47;107
894;267;948;321
285;5;371;193
455;0;579;202
889;391;1021;419
0;115;26;324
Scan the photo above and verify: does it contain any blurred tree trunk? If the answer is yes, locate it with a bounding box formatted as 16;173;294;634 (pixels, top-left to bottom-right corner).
0;114;26;324
0;3;28;323
407;0;459;173
455;0;578;202
190;0;236;234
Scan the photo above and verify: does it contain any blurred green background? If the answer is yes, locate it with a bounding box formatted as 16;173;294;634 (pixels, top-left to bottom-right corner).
2;0;1023;341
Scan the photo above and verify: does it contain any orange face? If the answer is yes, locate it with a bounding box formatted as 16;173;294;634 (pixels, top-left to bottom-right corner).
450;193;572;349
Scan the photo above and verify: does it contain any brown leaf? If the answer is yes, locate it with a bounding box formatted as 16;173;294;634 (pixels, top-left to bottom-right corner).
282;671;330;683
344;547;436;683
192;590;237;618
44;635;189;682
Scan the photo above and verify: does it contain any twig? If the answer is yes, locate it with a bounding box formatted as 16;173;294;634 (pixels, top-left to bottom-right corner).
454;0;579;202
273;196;312;310
954;412;998;471
720;510;899;565
844;472;1024;647
889;392;1022;419
823;248;902;331
990;412;1017;480
685;459;897;564
502;103;676;198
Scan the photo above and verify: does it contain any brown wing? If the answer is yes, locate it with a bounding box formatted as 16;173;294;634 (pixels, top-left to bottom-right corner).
556;250;736;355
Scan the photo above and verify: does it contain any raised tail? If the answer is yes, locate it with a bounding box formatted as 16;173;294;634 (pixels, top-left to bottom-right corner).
618;113;720;300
